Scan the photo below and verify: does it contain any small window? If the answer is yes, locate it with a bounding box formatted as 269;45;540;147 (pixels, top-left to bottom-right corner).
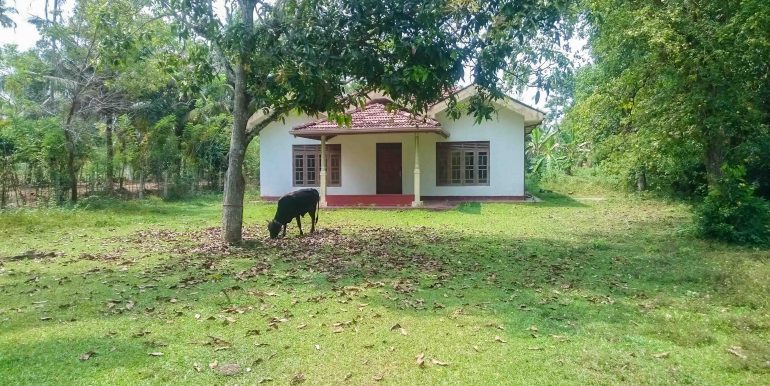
436;141;490;186
292;144;341;187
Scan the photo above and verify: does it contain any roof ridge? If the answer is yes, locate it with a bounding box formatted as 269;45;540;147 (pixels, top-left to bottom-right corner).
291;97;440;132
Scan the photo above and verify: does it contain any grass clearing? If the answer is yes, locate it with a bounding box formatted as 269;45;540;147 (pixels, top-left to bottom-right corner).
1;186;769;385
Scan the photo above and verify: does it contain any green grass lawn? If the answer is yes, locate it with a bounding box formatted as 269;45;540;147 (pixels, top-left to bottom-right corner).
1;186;768;385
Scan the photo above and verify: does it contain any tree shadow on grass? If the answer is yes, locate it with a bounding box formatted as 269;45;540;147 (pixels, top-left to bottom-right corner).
533;191;590;208
457;202;482;214
2;221;769;383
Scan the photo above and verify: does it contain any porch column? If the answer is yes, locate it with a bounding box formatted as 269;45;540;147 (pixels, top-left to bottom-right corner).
412;133;423;207
319;135;328;207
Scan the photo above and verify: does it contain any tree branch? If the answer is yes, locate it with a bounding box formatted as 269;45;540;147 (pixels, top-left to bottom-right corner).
159;0;235;82
245;106;288;144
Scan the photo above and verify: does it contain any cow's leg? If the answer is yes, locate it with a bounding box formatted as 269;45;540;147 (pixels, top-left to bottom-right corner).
296;216;303;235
309;210;316;233
282;224;286;238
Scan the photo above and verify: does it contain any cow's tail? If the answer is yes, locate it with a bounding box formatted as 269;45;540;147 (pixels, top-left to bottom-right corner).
315;190;320;227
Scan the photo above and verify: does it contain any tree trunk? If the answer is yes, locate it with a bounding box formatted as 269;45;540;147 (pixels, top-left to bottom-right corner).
63;100;79;203
105;114;115;195
139;166;145;199
163;170;169;199
704;126;725;191
0;163;6;209
636;169;647;191
119;163;125;189
222;62;249;243
12;167;22;207
221;0;260;244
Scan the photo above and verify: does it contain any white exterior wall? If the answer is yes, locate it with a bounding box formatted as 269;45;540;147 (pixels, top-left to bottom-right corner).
259;108;526;197
424;107;526;196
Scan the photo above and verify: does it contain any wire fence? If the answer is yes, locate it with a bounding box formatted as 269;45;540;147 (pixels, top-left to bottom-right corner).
0;162;234;208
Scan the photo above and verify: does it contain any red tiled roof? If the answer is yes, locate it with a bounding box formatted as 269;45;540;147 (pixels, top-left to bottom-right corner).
293;98;441;131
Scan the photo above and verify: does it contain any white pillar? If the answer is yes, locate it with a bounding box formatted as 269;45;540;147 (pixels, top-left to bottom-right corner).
412;133;423;207
319;135;328;207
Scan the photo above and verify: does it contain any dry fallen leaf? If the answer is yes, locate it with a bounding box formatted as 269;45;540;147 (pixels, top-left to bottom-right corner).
373;373;384;381
79;351;95;361
494;336;507;343
653;352;669;359
390;323;407;335
431;358;449;366
332;326;344;333
727;346;747;360
290;372;306;385
148;352;164;356
550;334;569;342
216;363;242;376
344;372;352;381
416;353;426;368
193;363;202;372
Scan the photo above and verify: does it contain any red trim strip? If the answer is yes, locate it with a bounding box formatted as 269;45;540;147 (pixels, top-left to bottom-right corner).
260;195;528;205
421;195;528;202
327;194;414;207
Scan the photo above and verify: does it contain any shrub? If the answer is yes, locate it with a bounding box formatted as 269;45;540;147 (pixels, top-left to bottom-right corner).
696;166;770;245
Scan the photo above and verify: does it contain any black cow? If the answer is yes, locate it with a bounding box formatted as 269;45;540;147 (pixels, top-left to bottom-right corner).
268;188;320;239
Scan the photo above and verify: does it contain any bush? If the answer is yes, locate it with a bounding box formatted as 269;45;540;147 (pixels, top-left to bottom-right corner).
696;166;770;245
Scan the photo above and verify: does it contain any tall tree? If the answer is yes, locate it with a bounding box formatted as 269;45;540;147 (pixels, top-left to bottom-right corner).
29;0;176;201
0;0;15;28
566;0;770;194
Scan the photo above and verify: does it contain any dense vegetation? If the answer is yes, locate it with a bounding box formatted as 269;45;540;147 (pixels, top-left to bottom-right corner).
0;0;256;205
1;0;769;243
531;0;770;244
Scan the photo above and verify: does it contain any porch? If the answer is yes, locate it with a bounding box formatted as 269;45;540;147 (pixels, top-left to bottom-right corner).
289;98;448;208
322;194;532;209
259;194;532;209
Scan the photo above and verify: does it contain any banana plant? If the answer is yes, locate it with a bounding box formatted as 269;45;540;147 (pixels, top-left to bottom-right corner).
526;126;564;175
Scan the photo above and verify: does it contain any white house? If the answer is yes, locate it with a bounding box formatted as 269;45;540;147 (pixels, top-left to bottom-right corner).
257;85;545;207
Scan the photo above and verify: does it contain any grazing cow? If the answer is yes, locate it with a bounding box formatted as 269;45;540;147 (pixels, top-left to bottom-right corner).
268;188;320;239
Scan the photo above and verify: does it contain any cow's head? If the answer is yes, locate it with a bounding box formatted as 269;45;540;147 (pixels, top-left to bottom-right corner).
267;220;282;239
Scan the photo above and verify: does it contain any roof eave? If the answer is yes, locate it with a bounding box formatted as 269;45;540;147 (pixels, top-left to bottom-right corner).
428;85;547;123
290;127;449;140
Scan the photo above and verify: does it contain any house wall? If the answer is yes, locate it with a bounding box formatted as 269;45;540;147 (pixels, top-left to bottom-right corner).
259;113;319;197
259;108;526;198
424;107;526;197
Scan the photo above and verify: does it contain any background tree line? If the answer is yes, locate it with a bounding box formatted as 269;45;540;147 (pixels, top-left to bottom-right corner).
527;0;770;244
2;0;767;244
0;0;258;207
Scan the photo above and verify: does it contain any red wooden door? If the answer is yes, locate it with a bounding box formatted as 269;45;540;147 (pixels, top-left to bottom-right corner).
376;143;402;194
